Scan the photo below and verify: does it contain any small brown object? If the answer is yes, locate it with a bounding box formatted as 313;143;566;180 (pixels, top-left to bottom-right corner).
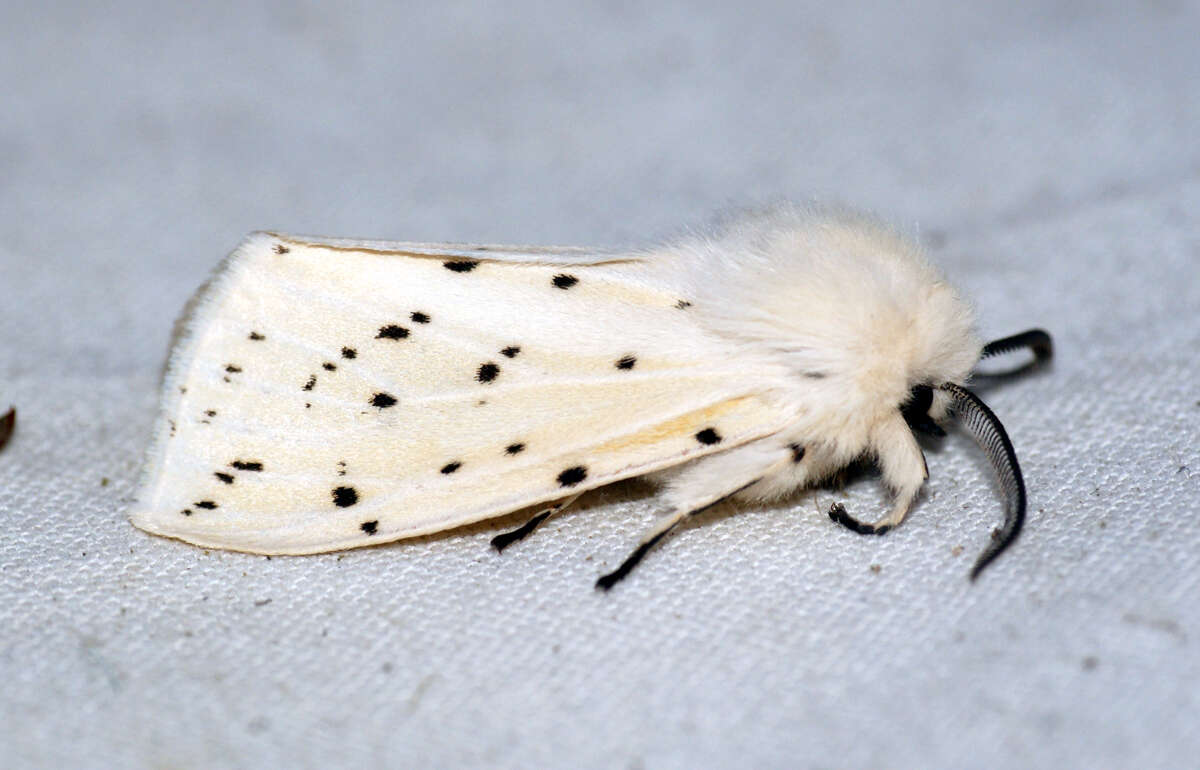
0;407;14;451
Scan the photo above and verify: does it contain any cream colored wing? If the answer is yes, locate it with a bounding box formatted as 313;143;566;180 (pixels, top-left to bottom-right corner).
130;232;787;554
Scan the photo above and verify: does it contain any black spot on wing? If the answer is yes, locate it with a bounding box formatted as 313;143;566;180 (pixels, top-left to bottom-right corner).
377;325;409;340
695;428;722;445
557;466;587;487
323;362;337;371
248;331;265;341
790;444;805;463
273;244;290;255
332;486;358;507
231;460;263;472
476;362;500;383
225;365;242;373
675;299;692;309
214;472;234;485
410;311;430;324
500;346;521;358
505;443;525;455
302;375;317;391
615;355;636;370
204;409;217;417
370;392;398;408
341;347;357;359
360;520;378;534
444;260;479;272
180;508;192;516
440;461;461;474
552;274;578;289
194;500;218;510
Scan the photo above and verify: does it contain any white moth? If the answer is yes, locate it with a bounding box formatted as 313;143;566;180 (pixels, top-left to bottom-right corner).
130;205;1052;588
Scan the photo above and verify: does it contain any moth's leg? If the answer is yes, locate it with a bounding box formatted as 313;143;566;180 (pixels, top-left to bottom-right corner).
828;414;927;536
596;443;790;590
490;493;582;552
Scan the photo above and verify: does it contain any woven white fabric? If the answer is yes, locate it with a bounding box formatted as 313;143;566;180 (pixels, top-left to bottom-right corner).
3;2;1198;767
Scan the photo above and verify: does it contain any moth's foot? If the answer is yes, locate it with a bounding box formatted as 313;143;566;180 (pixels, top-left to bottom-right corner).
595;533;666;591
828;502;894;536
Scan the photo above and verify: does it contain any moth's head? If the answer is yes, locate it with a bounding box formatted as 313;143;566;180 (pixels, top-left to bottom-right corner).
847;275;981;430
893;278;982;424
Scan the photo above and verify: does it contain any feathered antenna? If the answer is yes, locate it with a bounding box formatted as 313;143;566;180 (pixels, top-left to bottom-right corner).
942;384;1027;580
951;328;1053;579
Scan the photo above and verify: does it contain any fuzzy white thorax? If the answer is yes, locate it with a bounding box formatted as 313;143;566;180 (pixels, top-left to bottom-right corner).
648;205;981;507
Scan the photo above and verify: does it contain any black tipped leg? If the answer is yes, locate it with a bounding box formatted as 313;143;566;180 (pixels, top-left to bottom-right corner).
491;511;552;552
595;480;764;590
596;531;668;591
491;494;581;553
828;503;893;536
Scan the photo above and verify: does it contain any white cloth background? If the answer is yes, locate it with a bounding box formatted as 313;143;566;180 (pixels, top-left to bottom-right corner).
3;2;1198;767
